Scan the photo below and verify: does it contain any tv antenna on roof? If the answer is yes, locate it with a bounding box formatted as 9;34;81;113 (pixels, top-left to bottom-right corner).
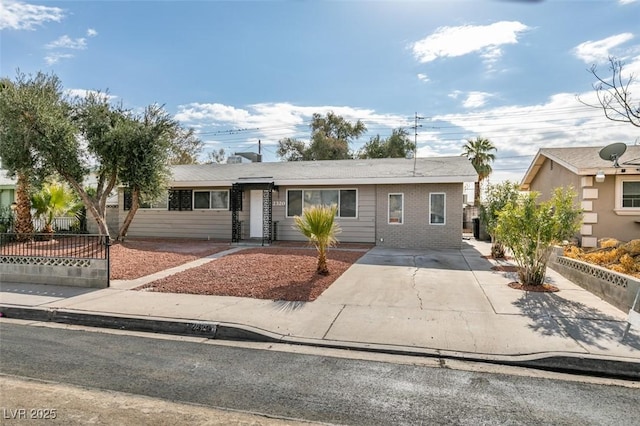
599;142;627;168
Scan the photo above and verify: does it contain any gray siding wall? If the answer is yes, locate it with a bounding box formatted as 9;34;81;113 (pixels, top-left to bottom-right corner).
375;183;463;249
273;185;376;244
86;205;119;237
112;184;464;248
118;188;234;240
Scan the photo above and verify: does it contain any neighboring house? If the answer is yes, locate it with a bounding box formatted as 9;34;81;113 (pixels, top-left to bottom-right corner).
116;157;477;249
0;161;16;211
520;145;640;247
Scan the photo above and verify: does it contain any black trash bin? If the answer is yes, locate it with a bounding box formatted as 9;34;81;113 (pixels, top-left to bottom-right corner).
472;217;480;239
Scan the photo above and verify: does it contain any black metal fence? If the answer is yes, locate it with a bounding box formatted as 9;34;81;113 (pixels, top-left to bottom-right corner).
0;233;109;260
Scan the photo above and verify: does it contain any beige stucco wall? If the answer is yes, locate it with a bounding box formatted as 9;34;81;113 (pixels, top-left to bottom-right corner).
528;158;582;202
528;157;640;244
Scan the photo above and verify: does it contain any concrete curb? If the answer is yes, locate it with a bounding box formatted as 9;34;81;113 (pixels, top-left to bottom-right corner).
2;304;639;381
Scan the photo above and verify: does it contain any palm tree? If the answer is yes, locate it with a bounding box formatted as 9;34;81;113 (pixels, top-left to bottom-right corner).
462;137;497;205
14;171;34;240
293;204;342;275
31;181;82;234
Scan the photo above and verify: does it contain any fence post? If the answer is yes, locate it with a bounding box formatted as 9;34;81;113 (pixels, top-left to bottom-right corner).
106;235;110;287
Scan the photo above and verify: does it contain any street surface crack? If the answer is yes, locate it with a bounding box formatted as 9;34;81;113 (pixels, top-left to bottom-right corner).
411;256;424;310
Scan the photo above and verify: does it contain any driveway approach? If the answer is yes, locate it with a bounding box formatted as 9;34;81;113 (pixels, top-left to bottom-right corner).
1;240;639;378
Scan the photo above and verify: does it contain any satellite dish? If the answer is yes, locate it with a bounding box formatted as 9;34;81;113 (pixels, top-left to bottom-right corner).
599;143;627;168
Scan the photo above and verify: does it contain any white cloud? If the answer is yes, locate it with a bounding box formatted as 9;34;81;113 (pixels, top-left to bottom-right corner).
449;90;494;108
463;92;493;109
0;0;64;30
411;21;529;65
429;84;639;183
417;73;430;82
44;52;74;65
574;33;635;63
45;35;87;50
44;31;98;65
64;89;116;101
619;0;638;4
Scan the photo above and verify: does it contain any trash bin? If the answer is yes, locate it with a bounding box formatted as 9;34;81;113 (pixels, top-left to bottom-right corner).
472;217;480;240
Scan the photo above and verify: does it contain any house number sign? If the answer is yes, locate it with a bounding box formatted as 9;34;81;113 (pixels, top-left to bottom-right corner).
273;201;286;207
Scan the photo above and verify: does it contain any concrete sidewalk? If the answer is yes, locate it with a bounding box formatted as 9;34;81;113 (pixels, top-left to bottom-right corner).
2;240;639;379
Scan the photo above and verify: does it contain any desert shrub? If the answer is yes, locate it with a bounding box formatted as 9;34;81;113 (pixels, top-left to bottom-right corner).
619;254;639;273
582;248;621;265
565;238;640;277
622;239;640;256
600;238;622;248
564;245;581;259
495;187;581;286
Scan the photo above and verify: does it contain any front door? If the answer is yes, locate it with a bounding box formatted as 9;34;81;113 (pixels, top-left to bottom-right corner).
250;190;263;238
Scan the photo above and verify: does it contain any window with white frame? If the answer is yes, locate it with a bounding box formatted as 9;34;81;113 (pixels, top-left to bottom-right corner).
622;181;640;208
430;193;445;225
614;177;640;214
193;190;229;210
286;189;357;218
388;193;403;224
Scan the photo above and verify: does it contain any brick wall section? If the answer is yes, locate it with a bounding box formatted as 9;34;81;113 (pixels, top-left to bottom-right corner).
375;183;463;249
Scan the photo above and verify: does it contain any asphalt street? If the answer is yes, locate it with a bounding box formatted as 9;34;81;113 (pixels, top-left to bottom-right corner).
1;322;639;425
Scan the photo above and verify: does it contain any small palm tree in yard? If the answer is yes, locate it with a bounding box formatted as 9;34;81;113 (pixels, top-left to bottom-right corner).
31;181;82;234
294;204;342;275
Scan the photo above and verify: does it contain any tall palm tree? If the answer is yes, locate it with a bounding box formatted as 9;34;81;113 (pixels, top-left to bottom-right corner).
462;137;497;205
293;204;342;275
14;171;34;240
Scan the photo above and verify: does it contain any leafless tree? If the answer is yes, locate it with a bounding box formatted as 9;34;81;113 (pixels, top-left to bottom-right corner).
578;56;639;128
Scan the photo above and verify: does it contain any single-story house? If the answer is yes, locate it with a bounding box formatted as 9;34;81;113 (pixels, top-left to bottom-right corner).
116;157;477;249
520;145;640;247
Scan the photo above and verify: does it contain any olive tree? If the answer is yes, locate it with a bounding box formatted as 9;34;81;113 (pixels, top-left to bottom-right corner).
0;71;189;239
495;187;582;286
480;181;520;259
0;72;74;239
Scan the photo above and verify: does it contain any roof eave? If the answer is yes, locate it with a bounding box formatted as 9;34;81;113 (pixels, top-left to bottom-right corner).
170;175;478;187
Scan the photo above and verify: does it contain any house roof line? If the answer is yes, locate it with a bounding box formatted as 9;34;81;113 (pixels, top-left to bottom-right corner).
171;175;477;188
520;145;640;190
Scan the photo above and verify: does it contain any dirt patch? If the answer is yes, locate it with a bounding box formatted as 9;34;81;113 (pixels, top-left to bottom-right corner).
508;282;559;292
491;265;519;272
110;238;231;280
137;247;366;302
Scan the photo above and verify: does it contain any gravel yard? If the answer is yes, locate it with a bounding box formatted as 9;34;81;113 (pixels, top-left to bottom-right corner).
109;239;231;280
110;238;369;302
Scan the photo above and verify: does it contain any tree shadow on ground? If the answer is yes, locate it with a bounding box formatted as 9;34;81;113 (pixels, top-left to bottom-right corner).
512;292;640;350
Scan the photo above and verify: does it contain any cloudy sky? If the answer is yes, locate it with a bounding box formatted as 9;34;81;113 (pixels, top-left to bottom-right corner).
1;0;639;185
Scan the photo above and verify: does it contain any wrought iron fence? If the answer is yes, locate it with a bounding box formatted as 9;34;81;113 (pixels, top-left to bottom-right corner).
0;233;109;260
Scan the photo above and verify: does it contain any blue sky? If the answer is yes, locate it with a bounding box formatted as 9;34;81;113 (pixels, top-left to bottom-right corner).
1;0;639;185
